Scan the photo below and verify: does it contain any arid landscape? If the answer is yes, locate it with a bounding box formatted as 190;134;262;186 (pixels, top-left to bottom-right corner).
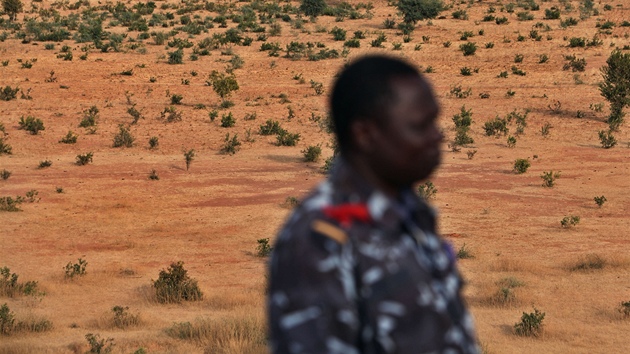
1;0;629;352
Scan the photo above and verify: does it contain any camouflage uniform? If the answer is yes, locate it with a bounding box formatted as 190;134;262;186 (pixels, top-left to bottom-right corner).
268;159;478;354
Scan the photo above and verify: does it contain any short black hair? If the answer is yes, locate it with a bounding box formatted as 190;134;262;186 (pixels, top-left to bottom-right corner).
330;55;421;153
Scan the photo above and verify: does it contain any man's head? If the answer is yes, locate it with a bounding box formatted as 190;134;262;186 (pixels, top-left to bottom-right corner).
330;55;443;190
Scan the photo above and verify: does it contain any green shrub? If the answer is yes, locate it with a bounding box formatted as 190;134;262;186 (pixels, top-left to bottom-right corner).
459;42;477;56
330;26;346;41
76;152;93;166
1;267;40;297
167;48;183;64
149;136;159;149
112;306;139;329
396;0;444;26
456;243;473;259
160;106;182;122
0;303;15;335
0;86;19;101
540;171;560;187
417;181;437;200
259;120;282;135
0;170;10;180
507;135;516;147
300;0;326;17
256;238;272;257
38;160;52;169
514;308;545;337
483;117;508;136
64;258;87;278
544;7;560;19
184;149;195;171
599;50;630;130
170;93;183;105
276;129;300;146
301;145;321;162
513;158;530;174
59;131;78;144
560;215;580;228
207;70;239;100
85;333;114;354
0;196;23;212
598;130;617;148
220;133;241;155
112;125;134;148
79;106;99;128
220;112;235;127
449;85;472;98
18;116;44;134
594;195;606;207
0;138;12;155
153;261;203;304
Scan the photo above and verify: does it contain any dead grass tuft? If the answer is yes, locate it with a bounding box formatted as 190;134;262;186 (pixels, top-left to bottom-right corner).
166;314;266;353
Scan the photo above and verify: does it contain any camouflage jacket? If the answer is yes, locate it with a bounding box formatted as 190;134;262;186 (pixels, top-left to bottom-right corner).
268;159;478;354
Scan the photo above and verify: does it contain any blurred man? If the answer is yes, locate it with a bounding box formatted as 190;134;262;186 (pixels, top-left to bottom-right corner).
268;55;478;353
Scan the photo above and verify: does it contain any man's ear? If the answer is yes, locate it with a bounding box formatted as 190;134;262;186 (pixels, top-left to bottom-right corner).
350;119;377;154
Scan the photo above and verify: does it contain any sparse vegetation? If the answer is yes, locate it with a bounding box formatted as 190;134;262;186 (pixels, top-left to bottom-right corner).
417;181;437;200
76;152;93;166
301;145;322;162
112;125;134;148
18;116;44;134
184;149;195;171
256;238;272;257
513;159;530;174
220;133;241;155
594;195;607;207
64;258;87;278
561;215;580;228
456;243;474;259
59;131;78;144
153;261;203;304
514;308;545;337
541;171;560;187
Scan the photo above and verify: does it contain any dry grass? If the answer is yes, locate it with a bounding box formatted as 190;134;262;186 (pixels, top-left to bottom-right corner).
166;313;266;353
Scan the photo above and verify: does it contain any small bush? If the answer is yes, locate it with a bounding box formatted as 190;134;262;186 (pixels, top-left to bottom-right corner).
148;169;159;180
541;171;560;187
618;301;630;318
560;215;580;228
1;267;40;297
449;85;472;98
0;196;23;212
18;116;44;134
483;117;508;136
594;195;607;207
540;123;552;137
256;238;272;257
113;125;134;148
85;333;114;354
149;136;159;149
417;181;437;200
0;138;11;155
160;106;182;123
276;129;301;146
513;159;530;174
153;261;203;304
301;145;321;162
0;86;19;101
38;160;52;169
456;243;474;259
76;152;93;166
220;112;236;127
184;149;195;171
112;306;139;329
259;120;282;135
79;106;99;128
0;170;10;180
0;303;15;335
64;258;87;278
170;94;183;105
570;254;606;271
220;133;241;155
167;48;183;64
59;131;78;144
514;308;545;337
598;130;617;148
459;42;477;56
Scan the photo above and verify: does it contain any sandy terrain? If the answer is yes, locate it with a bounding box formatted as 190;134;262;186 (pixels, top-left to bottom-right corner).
1;0;629;352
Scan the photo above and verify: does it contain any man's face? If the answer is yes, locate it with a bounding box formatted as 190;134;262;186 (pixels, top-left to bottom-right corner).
367;75;443;188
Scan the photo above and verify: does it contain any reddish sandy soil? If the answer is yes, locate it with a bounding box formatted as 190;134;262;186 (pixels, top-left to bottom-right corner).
1;0;630;352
